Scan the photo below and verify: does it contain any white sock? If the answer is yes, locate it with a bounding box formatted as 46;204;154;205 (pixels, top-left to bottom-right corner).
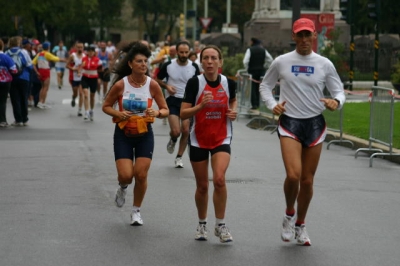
132;206;140;212
216;218;225;226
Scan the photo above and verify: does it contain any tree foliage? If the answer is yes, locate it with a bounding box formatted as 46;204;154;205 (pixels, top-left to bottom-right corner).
130;0;254;43
1;0;399;47
96;0;126;40
130;0;182;43
350;0;400;35
0;0;123;44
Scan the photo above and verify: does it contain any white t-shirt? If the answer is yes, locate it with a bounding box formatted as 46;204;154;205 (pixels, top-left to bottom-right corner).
72;52;86;81
158;58;200;99
259;50;346;119
106;45;116;55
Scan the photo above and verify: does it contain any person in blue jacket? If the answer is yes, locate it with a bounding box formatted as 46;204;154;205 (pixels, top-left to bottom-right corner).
5;36;33;126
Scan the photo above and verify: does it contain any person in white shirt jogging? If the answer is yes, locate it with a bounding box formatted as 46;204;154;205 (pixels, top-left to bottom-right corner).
156;41;200;168
259;18;346;246
66;42;86;115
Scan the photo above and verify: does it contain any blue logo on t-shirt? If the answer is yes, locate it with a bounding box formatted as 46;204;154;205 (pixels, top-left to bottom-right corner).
292;65;314;76
122;93;148;114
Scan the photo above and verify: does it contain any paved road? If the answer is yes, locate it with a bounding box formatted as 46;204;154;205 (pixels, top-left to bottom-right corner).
1;71;400;266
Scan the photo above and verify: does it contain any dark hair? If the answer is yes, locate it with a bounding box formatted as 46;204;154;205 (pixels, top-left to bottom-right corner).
112;41;151;85
188;51;197;59
251;37;261;45
200;45;223;62
175;40;191;52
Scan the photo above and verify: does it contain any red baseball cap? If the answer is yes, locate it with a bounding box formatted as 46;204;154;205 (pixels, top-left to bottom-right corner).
293;18;315;33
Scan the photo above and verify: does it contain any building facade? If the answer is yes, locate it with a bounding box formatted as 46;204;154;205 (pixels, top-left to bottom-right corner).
244;0;349;54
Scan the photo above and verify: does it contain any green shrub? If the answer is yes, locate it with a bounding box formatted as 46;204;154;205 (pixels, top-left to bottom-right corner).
320;29;349;82
391;61;400;84
222;53;245;77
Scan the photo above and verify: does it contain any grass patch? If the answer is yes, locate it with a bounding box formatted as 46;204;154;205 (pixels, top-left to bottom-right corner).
324;102;400;149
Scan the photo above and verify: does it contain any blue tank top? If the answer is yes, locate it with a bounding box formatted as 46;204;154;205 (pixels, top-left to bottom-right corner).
98;51;109;69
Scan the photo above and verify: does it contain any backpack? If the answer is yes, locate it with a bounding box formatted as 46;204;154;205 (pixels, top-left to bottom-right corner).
7;49;25;75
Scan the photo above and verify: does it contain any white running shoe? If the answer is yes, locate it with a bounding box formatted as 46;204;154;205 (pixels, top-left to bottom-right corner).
41;103;51;109
195;223;208;241
37;102;46;109
214;224;233;243
115;187;126;208
295;224;311;246
174;157;183;168
11;121;23;127
281;214;296;242
166;138;176;154
84;111;90;121
89;110;94;121
77;110;83;117
130;210;143;226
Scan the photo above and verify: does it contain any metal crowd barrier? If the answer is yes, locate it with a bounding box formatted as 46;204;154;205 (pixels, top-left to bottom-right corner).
323;87;354;150
235;70;278;132
236;70;255;120
354;86;400;167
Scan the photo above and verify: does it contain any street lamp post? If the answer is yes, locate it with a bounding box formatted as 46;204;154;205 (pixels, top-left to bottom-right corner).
227;0;231;24
192;0;197;41
290;0;301;49
183;0;187;39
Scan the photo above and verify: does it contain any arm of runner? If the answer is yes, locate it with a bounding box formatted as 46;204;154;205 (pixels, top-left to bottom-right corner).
324;61;346;109
147;79;169;118
319;98;339;111
180;77;206;120
44;52;63;63
259;59;279;111
226;79;237;121
66;55;74;70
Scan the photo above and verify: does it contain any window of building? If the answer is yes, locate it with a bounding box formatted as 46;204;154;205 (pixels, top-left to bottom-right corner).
280;0;320;11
